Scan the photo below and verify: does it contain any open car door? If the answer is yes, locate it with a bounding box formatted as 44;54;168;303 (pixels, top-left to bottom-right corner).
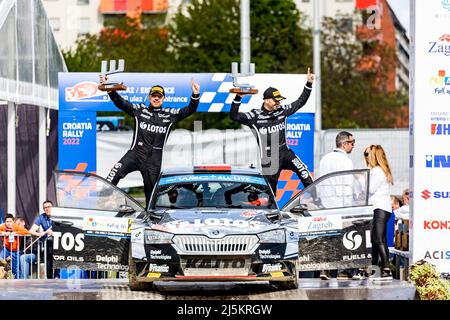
51;171;145;273
282;169;374;271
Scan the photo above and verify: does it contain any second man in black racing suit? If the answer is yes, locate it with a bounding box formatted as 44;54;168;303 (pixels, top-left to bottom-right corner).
229;69;315;196
103;79;200;208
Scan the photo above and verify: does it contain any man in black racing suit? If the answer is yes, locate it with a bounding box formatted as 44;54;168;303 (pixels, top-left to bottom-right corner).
101;78;200;208
229;68;315;196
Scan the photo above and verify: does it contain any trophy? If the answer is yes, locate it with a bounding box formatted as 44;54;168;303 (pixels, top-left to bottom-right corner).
229;61;258;95
98;59;127;91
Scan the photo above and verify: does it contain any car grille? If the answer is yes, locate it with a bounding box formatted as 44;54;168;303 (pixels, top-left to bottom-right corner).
172;235;259;255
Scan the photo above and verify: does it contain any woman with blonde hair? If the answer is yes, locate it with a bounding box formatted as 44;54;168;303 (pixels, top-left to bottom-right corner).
364;144;394;280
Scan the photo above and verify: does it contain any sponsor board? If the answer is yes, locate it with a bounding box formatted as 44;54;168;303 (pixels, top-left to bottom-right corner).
82;216;132;236
53;224;129;271
298;214;343;237
411;1;450;272
297;218;372;271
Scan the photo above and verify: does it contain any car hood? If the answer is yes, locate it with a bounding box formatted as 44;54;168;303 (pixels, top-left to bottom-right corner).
149;208;280;235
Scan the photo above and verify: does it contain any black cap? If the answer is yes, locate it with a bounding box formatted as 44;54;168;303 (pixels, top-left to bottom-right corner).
149;85;165;96
263;87;286;101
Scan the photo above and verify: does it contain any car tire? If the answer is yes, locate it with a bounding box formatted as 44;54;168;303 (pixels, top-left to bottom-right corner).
128;246;153;291
270;265;298;290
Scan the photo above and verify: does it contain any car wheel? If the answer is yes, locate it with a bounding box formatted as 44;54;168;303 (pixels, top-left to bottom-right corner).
128;246;153;291
270;265;298;290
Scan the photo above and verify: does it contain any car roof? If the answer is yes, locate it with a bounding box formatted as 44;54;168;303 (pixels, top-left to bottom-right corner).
160;165;262;176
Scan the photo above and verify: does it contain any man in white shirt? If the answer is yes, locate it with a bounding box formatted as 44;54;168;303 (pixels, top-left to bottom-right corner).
317;131;356;280
318;131;355;208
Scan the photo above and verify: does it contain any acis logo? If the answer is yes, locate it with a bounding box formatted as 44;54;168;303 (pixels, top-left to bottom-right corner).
424;220;450;230
431;123;450;135
428;34;450;56
421;189;431;200
425;155;450;168
424;250;450;260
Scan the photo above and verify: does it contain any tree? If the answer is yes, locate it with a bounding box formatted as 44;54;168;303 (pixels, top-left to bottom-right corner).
169;0;311;73
320;16;408;129
169;0;312;129
63;16;174;73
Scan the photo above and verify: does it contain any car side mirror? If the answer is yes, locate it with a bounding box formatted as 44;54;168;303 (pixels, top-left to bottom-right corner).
290;204;309;216
116;204;136;217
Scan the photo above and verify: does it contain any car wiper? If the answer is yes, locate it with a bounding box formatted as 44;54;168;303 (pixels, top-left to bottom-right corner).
227;205;242;208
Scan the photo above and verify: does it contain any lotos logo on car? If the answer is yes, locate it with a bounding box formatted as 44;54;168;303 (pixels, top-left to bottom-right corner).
241;211;257;218
65;82;105;101
343;231;362;250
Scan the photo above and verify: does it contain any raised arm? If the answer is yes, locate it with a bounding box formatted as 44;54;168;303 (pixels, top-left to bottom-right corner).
99;76;138;116
173;78;200;122
282;67;314;116
229;95;256;126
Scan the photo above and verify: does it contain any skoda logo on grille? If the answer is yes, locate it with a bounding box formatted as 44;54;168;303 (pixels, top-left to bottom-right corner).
211;230;220;236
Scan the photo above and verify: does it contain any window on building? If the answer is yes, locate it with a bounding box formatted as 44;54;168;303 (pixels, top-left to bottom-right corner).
78;18;90;36
49;18;60;32
77;0;89;5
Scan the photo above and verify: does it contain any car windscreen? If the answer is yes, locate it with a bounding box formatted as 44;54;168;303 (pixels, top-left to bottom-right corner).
152;174;276;209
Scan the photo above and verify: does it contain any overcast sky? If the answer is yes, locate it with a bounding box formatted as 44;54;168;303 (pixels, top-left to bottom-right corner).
387;0;410;35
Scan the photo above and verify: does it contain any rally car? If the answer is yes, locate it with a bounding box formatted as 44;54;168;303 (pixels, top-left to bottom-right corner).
51;167;373;289
129;165;299;290
51;165;299;291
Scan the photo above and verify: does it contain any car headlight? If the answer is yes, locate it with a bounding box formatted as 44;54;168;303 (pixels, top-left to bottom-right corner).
144;230;173;244
257;229;286;243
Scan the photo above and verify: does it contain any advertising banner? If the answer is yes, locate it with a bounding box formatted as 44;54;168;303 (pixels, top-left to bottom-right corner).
58;72;315;113
277;113;315;207
58;111;97;172
410;0;450;272
53;220;130;272
297;216;372;271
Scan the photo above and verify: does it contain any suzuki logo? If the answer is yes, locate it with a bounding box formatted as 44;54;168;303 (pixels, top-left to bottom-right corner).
343;231;362;250
422;189;432;200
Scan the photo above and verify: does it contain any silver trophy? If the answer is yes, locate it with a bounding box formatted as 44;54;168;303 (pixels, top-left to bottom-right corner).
98;59;127;91
229;62;258;95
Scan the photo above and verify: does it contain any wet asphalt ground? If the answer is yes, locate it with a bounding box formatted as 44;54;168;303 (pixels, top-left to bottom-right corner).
0;278;416;300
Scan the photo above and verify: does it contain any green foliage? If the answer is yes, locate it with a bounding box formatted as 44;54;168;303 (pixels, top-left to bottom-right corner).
169;0;311;74
320;16;408;129
63;16;174;73
409;260;450;300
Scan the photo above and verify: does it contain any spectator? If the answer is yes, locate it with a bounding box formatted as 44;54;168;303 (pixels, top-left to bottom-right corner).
29;200;59;279
364;145;394;281
0;214;29;278
14;217;39;279
394;188;409;221
317;131;358;280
